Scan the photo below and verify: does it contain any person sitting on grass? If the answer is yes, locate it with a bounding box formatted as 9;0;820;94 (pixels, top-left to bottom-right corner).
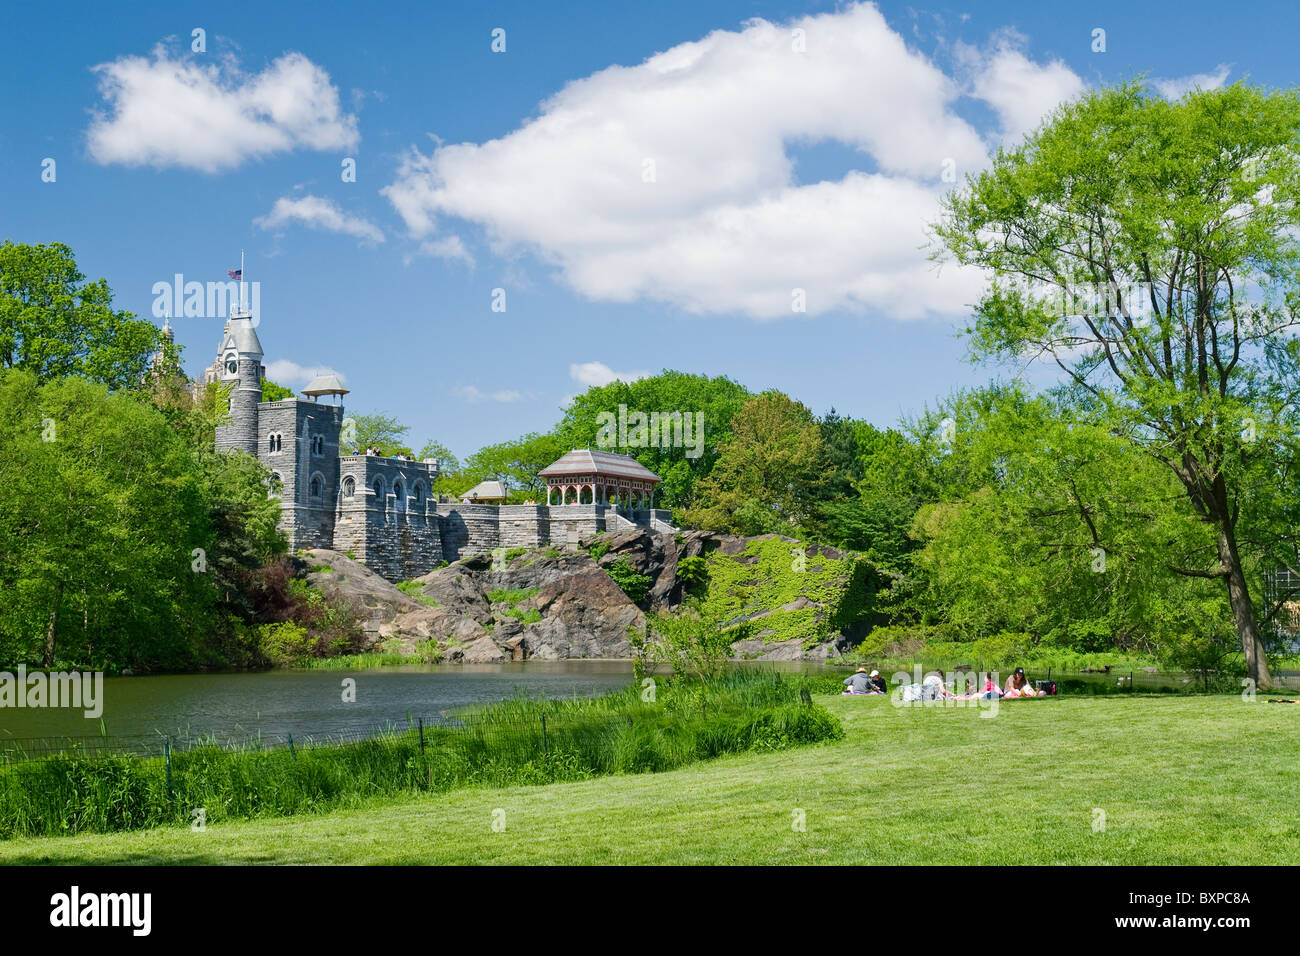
922;670;950;701
1003;667;1040;698
869;669;887;694
843;667;874;695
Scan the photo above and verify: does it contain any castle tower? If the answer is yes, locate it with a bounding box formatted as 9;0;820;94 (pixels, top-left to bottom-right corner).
213;310;264;454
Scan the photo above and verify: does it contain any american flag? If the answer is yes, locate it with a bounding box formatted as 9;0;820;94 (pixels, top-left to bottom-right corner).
227;268;242;280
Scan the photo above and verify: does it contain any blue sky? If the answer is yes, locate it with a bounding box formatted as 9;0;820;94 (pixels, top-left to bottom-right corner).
2;0;1296;460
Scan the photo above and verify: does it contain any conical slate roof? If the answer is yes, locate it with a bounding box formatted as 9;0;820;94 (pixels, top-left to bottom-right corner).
219;317;263;358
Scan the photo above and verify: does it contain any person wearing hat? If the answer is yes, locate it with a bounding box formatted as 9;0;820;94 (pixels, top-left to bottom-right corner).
843;666;874;695
868;669;887;694
1003;666;1040;698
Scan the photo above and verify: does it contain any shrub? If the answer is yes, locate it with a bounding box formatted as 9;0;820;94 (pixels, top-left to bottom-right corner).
259;621;314;665
396;580;439;607
607;558;652;604
487;587;540;606
676;555;709;594
503;607;543;624
970;631;1034;667
855;623;953;659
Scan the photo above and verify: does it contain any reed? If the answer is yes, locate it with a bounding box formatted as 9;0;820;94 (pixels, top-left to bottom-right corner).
0;671;841;839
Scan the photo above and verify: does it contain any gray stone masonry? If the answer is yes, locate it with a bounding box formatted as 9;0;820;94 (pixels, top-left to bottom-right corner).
207;322;673;582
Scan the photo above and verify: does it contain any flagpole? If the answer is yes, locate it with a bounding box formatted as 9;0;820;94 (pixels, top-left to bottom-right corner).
239;249;245;314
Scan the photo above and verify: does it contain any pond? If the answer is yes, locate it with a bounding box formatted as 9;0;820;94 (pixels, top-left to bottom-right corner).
0;661;643;748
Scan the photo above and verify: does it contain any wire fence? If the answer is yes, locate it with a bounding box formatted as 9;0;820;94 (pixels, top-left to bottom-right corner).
0;693;821;767
0;713;528;765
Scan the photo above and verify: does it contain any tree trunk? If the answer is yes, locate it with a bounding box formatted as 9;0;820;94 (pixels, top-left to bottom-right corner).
1216;525;1273;690
42;580;63;668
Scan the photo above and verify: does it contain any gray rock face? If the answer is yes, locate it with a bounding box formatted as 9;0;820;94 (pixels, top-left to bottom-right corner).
302;549;422;642
525;569;644;659
344;529;875;662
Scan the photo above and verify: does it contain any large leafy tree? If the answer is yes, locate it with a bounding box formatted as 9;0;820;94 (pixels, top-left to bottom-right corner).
347;412;413;457
0;241;160;388
935;81;1300;688
554;370;750;508
681;391;828;535
0;371;213;668
459;432;566;500
906;386;1233;664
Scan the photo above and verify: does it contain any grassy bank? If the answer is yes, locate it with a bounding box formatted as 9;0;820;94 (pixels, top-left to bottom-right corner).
0;671;839;839
1;692;1294;864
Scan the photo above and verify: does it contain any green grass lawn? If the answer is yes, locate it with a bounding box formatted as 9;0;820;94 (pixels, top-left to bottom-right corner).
2;693;1296;864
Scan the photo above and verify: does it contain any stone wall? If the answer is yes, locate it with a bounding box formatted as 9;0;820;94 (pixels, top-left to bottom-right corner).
435;503;502;560
435;503;609;561
335;455;442;581
214;356;262;454
259;400;345;550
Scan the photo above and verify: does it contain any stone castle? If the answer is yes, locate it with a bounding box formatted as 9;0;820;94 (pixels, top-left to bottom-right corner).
200;308;674;582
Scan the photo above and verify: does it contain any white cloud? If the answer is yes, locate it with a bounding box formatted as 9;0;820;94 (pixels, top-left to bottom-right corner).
263;360;345;387
382;3;1080;320
454;385;524;403
569;361;651;388
87;47;359;172
1153;65;1231;101
409;236;474;267
255;195;385;243
959;31;1086;144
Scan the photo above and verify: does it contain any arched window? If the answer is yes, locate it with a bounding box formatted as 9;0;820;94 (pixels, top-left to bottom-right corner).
268;473;282;499
310;475;323;498
393;479;404;501
372;476;385;499
311;435;324;456
411;482;422;504
342;477;355;498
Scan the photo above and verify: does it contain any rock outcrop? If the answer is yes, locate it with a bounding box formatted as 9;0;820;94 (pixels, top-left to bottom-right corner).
301;549;423;640
306;528;882;661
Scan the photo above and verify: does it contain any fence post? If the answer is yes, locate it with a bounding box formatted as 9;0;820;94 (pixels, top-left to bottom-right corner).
164;736;174;808
1129;671;1134;694
419;718;425;754
288;733;297;759
540;714;548;757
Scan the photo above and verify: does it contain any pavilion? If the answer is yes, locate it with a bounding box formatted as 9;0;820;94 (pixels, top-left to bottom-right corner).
539;449;662;509
459;479;508;504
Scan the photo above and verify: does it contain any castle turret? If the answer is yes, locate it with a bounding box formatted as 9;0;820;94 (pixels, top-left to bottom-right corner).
213;311;264;455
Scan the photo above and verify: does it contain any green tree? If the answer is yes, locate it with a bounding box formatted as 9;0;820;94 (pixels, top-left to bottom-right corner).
459;432;565;500
261;379;294;402
348;412;413;457
681;391;828;535
554;370;750;508
416;439;461;477
0;370;213;668
934;81;1300;688
0;241;160;389
904;386;1228;655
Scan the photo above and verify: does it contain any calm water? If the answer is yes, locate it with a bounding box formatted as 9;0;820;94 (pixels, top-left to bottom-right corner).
0;661;640;746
